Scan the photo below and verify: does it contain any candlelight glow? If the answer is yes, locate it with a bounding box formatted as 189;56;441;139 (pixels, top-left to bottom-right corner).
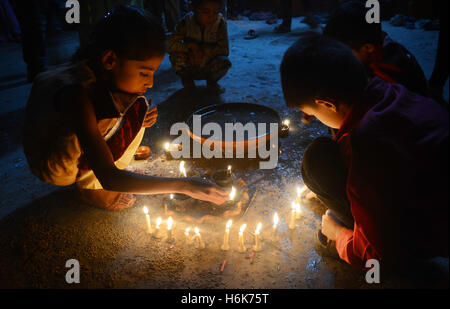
167;217;173;230
227;165;232;172
283;119;290;126
239;223;247;234
185;227;190;235
292;201;297;211
229;186;236;200
194;227;200;235
226;219;232;230
179;161;187;177
156;217;162;228
255;222;262;234
164;142;170;151
297;185;307;198
273;213;279;226
170;194;174;199
295;202;301;214
143;206;149;215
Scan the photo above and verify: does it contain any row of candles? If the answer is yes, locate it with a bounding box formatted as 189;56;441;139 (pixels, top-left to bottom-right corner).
142;185;307;252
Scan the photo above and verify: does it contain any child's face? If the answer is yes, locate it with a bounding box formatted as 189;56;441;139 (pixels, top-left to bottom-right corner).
194;1;220;27
103;51;165;95
299;100;350;129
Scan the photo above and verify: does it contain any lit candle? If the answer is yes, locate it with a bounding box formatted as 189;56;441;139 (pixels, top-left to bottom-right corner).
153;217;163;238
295;202;302;219
194;227;205;249
289;202;296;230
179;161;187;178
221;219;232;251
272;212;279;241
227;165;232;177
253;222;262;252
143;206;153;234
167;216;173;242
164;142;170;152
238;223;247;253
185;227;191;245
229;186;236;201
280;119;290;138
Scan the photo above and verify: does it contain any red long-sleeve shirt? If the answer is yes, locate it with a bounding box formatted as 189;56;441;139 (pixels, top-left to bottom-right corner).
334;77;449;268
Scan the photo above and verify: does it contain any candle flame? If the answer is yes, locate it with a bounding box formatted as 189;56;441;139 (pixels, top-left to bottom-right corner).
156;217;162;228
143;206;149;214
164;142;170;151
283;119;290;126
239;223;247;234
255;222;262;234
292;201;297;211
273;213;279;226
185;227;191;235
227;165;232;171
170;194;174;199
179;161;187;177
296;202;301;214
167;217;173;230
226;219;232;230
229;186;236;200
194;227;200;236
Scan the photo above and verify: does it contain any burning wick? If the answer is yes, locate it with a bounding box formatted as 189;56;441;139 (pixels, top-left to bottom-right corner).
179;161;187;178
289;202;297;230
238;224;247;253
229;186;237;201
143;206;153;234
253;222;262;252
272;212;279;241
221;220;233;251
194;227;205;249
164;142;170;152
280;119;290;138
153;217;163;239
184;227;191;245
167;217;174;242
227;165;232;177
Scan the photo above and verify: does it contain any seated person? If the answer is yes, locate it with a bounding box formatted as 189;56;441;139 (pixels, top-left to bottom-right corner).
280;34;449;269
168;0;231;93
324;1;429;99
23;5;228;210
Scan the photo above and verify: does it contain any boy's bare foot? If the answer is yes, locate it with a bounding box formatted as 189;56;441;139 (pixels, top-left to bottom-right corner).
77;189;136;211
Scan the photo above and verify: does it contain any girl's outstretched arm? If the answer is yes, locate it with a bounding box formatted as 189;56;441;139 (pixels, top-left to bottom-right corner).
68;86;228;205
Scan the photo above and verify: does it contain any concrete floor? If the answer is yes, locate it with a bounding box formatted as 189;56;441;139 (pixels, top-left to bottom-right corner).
0;19;448;289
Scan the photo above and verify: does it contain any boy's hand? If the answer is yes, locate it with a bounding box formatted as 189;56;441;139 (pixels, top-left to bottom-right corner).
184;178;229;205
322;210;346;241
143;106;158;128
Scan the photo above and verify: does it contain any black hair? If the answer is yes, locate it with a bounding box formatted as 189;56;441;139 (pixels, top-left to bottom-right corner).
72;5;166;63
323;0;382;50
190;0;222;9
280;33;368;109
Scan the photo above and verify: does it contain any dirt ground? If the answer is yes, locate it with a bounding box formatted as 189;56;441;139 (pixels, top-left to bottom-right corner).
0;18;448;289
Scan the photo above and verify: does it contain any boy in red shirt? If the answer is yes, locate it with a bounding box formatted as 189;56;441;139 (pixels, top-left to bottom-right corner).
324;0;429;98
281;34;449;269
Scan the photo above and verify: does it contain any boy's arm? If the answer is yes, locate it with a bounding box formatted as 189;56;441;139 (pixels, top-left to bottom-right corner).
168;18;190;54
67;85;228;204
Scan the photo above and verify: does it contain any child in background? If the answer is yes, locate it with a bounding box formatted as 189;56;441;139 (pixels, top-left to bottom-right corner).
324;1;429;97
281;34;448;269
168;0;231;93
23;5;228;210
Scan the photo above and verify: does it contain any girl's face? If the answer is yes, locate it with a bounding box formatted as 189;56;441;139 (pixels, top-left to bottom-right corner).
102;51;165;95
299;100;350;129
194;1;220;27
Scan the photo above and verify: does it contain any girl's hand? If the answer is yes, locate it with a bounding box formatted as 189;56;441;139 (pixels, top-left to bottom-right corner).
183;178;229;205
322;210;347;241
143;106;158;128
